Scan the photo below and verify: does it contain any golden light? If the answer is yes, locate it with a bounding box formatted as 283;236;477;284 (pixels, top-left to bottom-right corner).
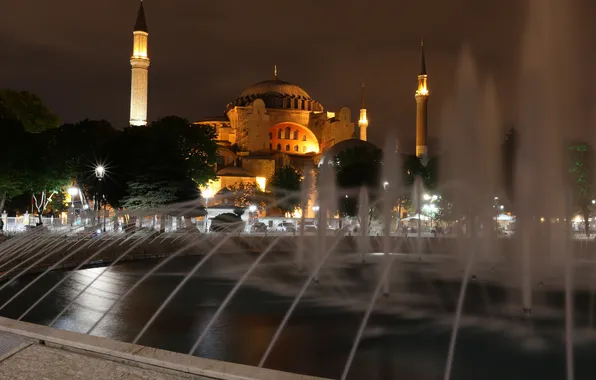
256;177;267;192
203;187;213;199
132;31;149;58
326;112;336;119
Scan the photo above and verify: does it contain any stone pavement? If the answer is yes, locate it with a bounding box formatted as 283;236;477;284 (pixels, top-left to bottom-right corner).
0;337;207;380
0;318;330;380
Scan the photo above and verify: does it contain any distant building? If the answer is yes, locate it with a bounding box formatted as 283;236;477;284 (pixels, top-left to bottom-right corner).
194;67;357;197
126;2;430;214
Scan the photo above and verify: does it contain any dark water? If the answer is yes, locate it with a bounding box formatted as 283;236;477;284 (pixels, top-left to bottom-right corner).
0;255;595;380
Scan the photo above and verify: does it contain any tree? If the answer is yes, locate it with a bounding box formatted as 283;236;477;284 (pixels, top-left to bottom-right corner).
568;143;594;236
24;131;71;223
0;120;30;211
226;182;267;212
121;176;197;210
0;90;60;213
270;166;302;214
0;89;59;133
334;146;382;217
111;117;213;210
150;116;218;186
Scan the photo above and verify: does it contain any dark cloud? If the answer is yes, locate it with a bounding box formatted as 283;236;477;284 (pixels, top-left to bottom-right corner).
1;0;594;153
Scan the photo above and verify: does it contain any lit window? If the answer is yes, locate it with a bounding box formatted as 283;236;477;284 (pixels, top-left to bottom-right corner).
294;145;299;152
302;135;307;141
285;144;290;151
285;127;291;139
294;130;299;140
302;146;306;152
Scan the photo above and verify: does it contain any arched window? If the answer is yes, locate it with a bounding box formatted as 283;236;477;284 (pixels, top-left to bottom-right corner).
285;144;290;151
269;132;272;139
277;129;282;139
285;127;291;139
294;145;299;152
302;135;307;142
302;146;306;152
276;144;281;150
293;130;299;140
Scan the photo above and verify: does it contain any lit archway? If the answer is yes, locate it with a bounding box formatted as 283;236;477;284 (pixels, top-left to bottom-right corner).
269;122;319;154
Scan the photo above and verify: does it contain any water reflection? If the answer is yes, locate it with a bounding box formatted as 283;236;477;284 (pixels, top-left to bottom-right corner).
0;256;594;379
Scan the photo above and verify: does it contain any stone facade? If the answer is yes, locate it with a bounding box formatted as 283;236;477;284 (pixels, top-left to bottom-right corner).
195;77;357;214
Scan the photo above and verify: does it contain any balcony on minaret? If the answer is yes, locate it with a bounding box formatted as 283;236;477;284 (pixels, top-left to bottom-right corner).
358;110;368;128
416;75;429;97
132;32;149;59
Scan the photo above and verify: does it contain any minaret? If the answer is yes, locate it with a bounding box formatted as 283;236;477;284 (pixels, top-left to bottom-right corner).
415;39;429;158
358;83;369;141
129;1;150;126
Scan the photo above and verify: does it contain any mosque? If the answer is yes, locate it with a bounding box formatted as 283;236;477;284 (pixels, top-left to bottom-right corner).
128;2;429;212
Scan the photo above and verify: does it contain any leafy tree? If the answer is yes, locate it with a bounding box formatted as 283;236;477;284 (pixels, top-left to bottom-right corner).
269;166;302;214
226;182;267;212
0;120;29;211
24;131;71;223
568;143;594;236
121;176;197;210
334;146;382;217
150;116;218;186
0;89;59;133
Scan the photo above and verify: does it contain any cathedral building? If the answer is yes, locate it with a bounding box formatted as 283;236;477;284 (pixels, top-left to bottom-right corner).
127;2;429;214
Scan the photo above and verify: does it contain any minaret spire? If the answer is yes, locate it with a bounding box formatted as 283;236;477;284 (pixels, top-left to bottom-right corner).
273;65;278;80
420;38;426;75
360;82;365;109
358;82;368;141
129;1;150;126
134;1;148;33
415;38;429;158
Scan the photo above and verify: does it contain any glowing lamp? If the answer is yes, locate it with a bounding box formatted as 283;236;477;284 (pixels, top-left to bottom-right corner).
95;165;106;179
203;188;213;199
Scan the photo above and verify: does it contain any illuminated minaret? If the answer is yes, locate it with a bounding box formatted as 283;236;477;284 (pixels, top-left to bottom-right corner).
358;83;368;141
415;39;429;158
129;1;150;126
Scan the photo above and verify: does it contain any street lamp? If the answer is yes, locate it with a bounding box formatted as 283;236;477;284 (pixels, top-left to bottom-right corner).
203;187;213;232
95;165;106;232
68;186;79;226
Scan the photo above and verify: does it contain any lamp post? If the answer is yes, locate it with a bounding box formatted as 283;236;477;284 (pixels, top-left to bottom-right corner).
95;165;106;232
68;186;78;226
203;187;213;232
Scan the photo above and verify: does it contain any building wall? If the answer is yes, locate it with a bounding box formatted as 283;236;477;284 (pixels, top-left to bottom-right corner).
269;122;320;154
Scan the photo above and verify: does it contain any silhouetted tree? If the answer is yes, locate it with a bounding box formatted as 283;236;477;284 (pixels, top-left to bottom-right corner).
270;166;302;214
334;146;382;217
0;89;59;133
568;143;594;236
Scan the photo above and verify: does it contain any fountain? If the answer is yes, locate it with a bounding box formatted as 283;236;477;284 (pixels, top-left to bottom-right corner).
0;1;593;379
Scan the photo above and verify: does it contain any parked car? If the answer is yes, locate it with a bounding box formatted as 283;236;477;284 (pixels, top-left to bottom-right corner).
251;222;268;232
298;221;317;232
276;222;296;232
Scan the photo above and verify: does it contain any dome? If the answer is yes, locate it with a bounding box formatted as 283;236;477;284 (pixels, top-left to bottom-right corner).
226;78;324;112
240;79;311;99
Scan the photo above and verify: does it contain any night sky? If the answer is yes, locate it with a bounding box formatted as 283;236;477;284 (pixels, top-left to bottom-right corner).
1;0;594;153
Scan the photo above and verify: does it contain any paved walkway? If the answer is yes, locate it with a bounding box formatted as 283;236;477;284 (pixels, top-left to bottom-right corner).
0;331;207;380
